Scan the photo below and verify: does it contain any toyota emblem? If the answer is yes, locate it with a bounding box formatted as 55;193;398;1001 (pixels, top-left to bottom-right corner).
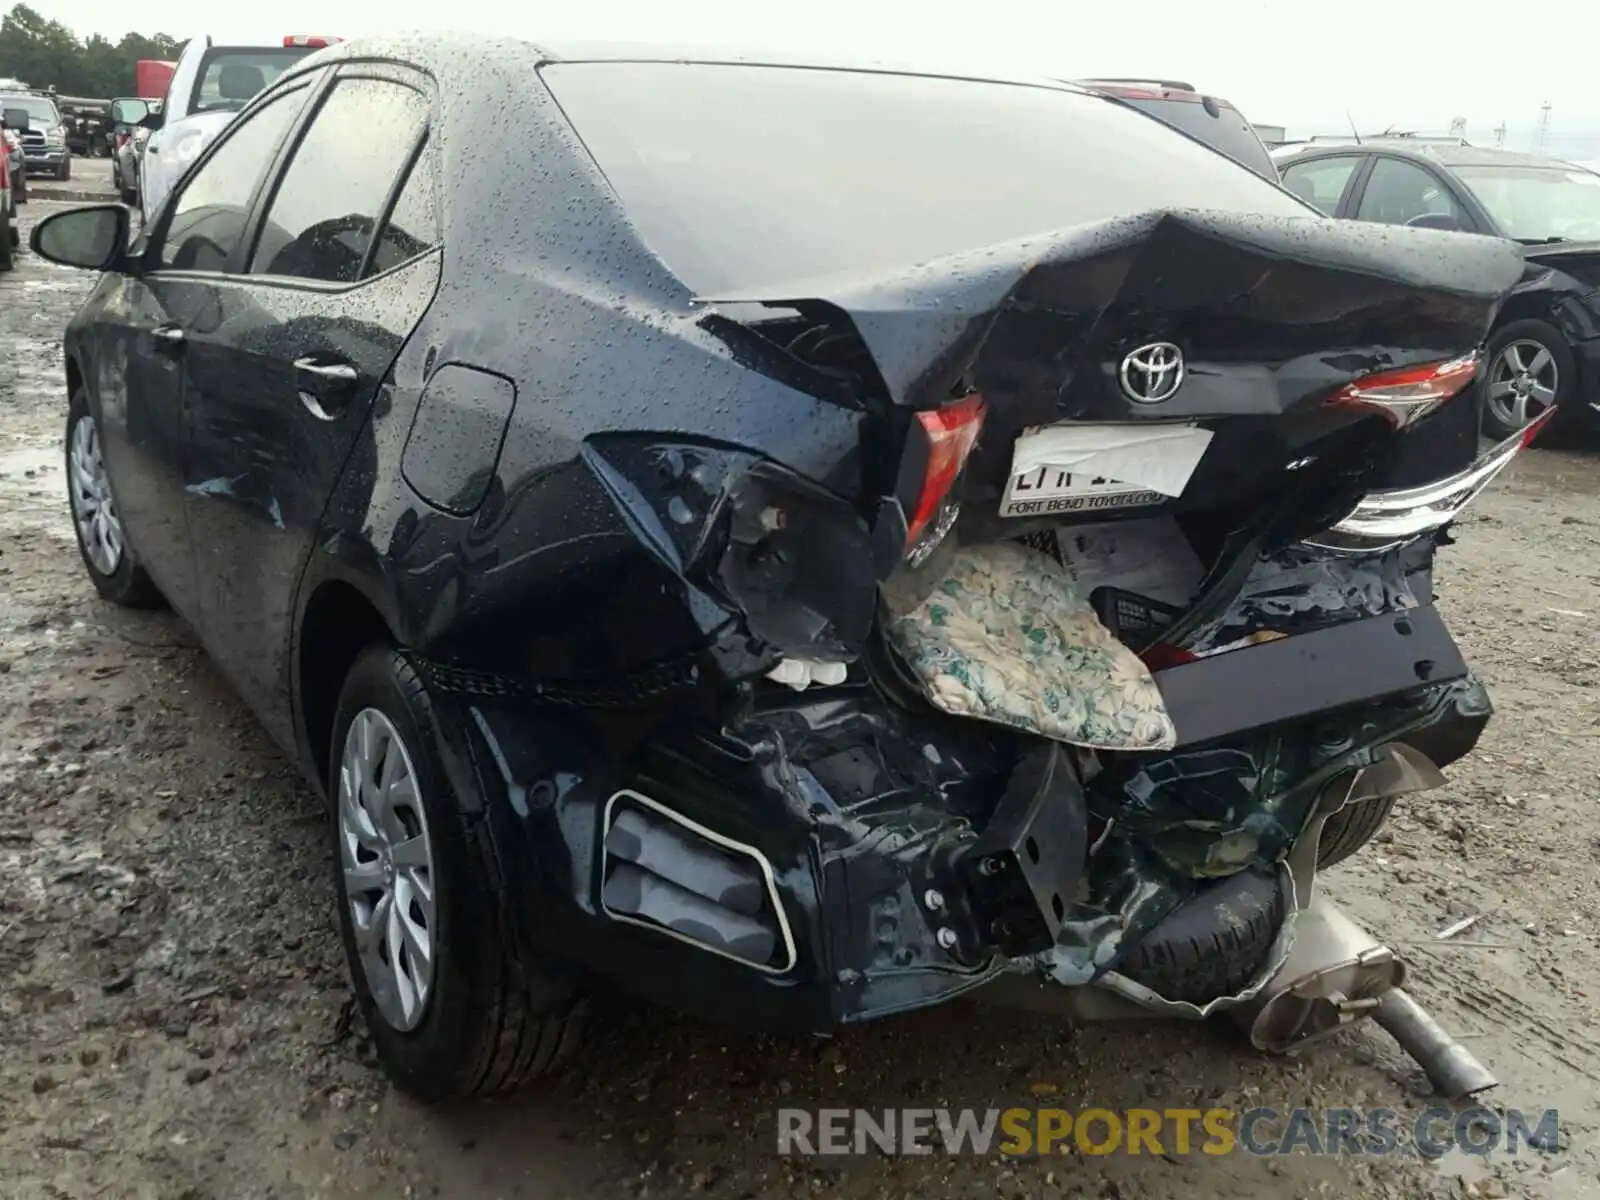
1118;342;1185;404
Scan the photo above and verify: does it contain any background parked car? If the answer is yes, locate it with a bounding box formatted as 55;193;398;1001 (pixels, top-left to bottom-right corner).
110;97;156;206
0;133;15;271
1275;139;1600;438
0;90;71;180
1070;78;1279;180
137;33;340;220
2;119;24;204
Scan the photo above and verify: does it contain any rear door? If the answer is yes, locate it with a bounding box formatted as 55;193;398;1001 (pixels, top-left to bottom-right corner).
180;65;442;745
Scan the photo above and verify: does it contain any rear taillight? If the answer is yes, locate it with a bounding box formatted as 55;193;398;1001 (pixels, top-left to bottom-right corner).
902;394;987;564
1328;354;1478;429
284;35;340;47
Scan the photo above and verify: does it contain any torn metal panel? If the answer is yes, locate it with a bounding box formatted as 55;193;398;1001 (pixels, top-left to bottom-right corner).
1024;673;1491;993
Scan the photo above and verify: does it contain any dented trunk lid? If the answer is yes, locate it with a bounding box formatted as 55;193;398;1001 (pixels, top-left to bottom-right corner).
707;209;1526;543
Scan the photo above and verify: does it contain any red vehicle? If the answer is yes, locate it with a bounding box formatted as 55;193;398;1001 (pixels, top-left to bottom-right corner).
135;59;176;101
0;133;15;271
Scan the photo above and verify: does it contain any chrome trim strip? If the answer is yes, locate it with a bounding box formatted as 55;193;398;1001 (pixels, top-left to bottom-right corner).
599;788;800;975
1302;418;1542;554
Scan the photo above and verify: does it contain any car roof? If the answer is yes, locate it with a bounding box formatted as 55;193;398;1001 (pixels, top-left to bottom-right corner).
283;31;1097;95
1277;140;1587;172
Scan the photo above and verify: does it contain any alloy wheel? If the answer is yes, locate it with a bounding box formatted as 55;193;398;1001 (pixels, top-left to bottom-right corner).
338;708;437;1032
1486;339;1559;429
68;414;124;577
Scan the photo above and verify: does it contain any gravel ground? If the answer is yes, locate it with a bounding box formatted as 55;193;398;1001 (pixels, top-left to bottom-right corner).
2;191;1598;1200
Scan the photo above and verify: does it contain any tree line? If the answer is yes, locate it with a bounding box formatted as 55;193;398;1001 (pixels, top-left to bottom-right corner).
0;4;180;98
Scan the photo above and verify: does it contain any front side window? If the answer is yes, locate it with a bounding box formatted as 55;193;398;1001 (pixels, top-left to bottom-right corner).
248;77;429;284
157;84;309;273
1280;155;1362;216
1356;157;1466;227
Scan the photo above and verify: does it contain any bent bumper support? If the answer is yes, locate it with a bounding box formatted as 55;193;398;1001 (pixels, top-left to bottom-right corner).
1304;408;1555;554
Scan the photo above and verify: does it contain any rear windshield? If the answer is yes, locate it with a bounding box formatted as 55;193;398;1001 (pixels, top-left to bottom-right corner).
541;62;1310;297
188;47;312;115
1109;95;1278;179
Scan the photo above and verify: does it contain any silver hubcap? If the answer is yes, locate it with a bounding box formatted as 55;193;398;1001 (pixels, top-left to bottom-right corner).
338;708;437;1032
68;414;124;577
1486;339;1558;428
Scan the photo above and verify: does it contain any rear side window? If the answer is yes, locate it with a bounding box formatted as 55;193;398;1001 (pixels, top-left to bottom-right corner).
1280;156;1363;216
189;47;311;115
1110;95;1278;179
364;135;440;277
158;84;310;272
249;77;429;284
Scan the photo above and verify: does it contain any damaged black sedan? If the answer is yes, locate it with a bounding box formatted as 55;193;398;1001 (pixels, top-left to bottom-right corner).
33;35;1542;1103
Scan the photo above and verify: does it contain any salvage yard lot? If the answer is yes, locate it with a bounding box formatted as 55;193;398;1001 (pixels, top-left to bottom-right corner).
2;199;1598;1200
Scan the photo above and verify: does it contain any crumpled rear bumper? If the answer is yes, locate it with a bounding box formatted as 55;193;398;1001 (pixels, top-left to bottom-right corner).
423;652;1492;1035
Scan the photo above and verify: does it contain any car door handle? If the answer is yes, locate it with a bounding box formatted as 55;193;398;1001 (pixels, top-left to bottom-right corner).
295;357;359;420
151;324;185;353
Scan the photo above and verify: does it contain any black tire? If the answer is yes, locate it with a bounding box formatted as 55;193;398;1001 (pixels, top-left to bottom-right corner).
65;390;164;608
119;184;136;206
56;159;70;181
1118;866;1285;1005
1315;796;1396;869
1481;319;1575;441
12;174;23;204
329;645;587;1103
0;222;12;272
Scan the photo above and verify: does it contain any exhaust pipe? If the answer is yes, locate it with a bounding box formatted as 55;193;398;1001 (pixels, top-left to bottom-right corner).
1372;988;1498;1099
1234;895;1496;1100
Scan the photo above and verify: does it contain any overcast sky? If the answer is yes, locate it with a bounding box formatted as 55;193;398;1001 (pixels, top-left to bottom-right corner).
40;0;1600;141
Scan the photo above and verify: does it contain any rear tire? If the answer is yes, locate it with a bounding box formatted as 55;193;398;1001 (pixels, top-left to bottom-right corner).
1315;796;1396;869
0;221;12;272
56;160;70;181
1118;867;1285;1005
329;644;587;1103
65;389;164;608
119;184;136;206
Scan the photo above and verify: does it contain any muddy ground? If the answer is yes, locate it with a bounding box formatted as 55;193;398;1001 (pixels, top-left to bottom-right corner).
2;176;1598;1200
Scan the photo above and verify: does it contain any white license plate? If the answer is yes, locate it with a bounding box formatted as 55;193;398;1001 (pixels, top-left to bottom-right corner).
999;467;1164;517
997;422;1213;519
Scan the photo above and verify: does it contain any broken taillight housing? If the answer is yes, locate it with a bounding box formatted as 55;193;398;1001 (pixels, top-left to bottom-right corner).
902;394;987;564
1327;354;1479;429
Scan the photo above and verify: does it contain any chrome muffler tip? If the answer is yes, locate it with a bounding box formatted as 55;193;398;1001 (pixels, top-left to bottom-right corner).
1236;895;1405;1053
1234;896;1497;1100
1372;987;1499;1100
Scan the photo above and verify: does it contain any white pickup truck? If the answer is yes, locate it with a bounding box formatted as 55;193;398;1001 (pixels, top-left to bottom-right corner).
138;33;340;221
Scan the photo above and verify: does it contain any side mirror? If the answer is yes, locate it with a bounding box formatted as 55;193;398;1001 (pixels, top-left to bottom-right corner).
1406;213;1462;233
110;98;148;125
138;110;164;131
30;205;131;272
2;107;29;133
